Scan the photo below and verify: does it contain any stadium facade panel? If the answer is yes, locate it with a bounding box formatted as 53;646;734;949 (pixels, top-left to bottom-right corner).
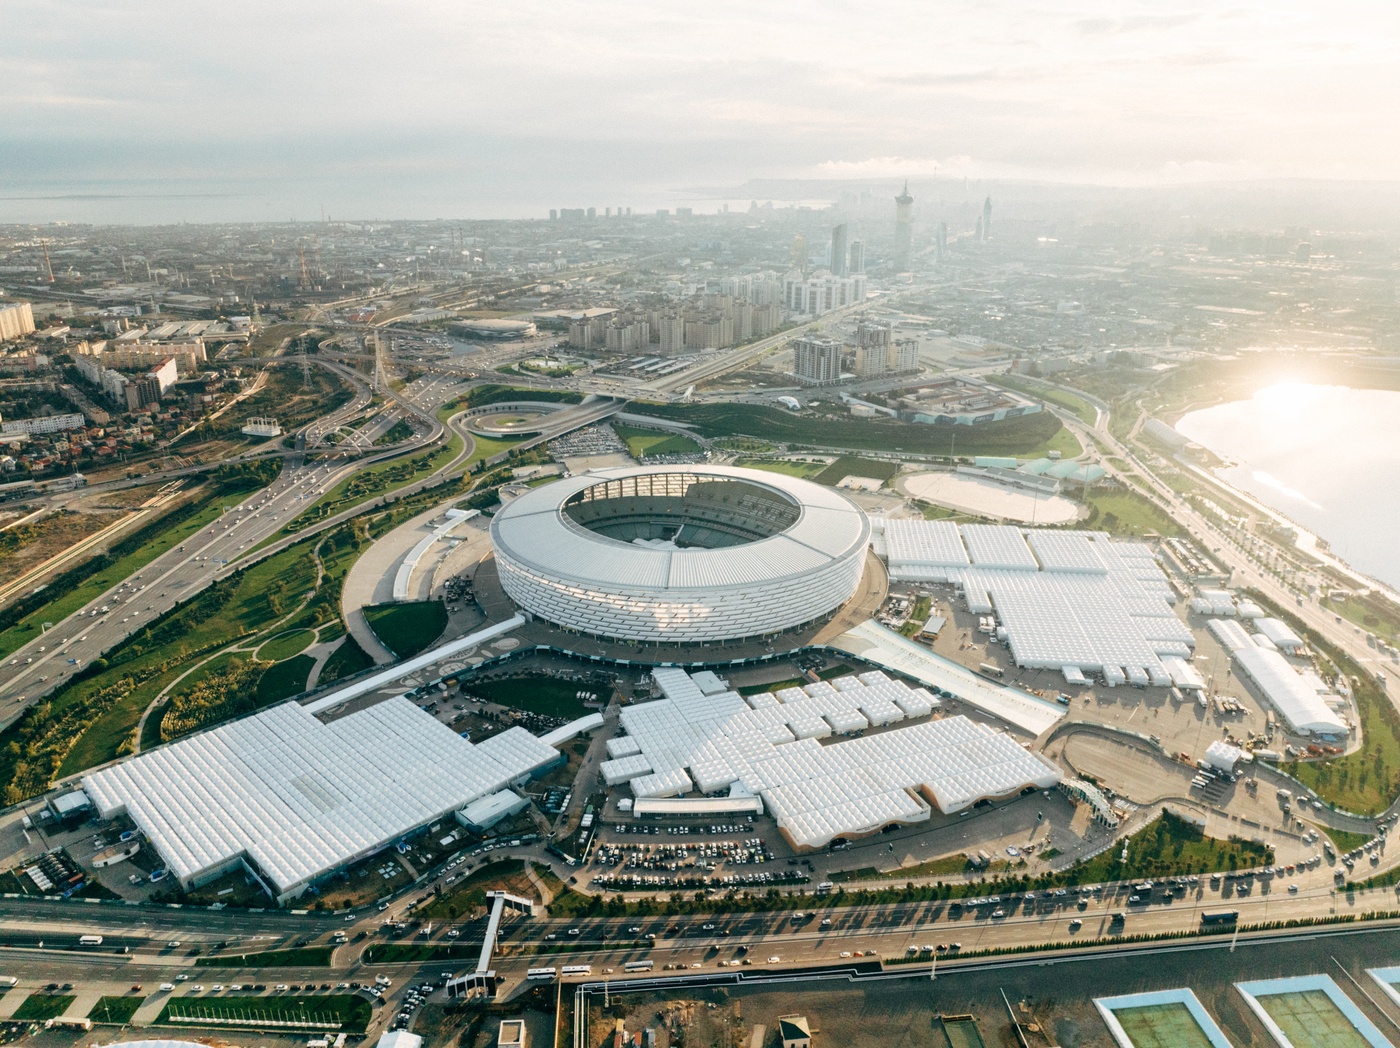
490;465;869;642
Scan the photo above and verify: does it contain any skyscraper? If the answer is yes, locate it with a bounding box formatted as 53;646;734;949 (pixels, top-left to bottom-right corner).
982;196;992;241
894;182;914;271
848;239;865;274
830;223;849;277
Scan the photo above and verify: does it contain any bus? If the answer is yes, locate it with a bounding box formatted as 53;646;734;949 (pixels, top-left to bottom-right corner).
561;965;593;977
526;967;558;981
623;960;655;973
1201;910;1239;926
77;935;104;947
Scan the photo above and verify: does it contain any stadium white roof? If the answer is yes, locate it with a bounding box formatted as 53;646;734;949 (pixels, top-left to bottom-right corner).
606;669;1058;849
492;465;868;594
1230;645;1347;736
84;698;560;899
880;521;1191;683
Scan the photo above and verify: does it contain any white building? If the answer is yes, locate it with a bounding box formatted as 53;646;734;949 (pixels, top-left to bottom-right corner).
0;302;35;342
783;269;867;316
83;698;562;901
490;466;870;643
791;336;844;385
0;413;85;437
878;521;1193;685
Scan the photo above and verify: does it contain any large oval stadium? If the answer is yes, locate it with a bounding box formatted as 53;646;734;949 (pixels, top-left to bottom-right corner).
489;465;870;643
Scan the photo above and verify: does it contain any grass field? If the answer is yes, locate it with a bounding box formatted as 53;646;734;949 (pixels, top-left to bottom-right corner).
157;994;370;1032
13;994;74;1022
253;654;315;704
364;600;446;659
1112;1003;1215;1048
1073;811;1269;881
197;946;332;967
465;675;599;718
320;635;375;684
1082;489;1183;538
733;458;828;479
257;628;314;661
989;374;1098;425
812;455;900;486
612;423;702;460
1325;828;1373;854
89;995;145;1025
627;401;1073;458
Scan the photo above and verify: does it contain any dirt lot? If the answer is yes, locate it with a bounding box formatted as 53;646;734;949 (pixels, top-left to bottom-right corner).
0;508;123;589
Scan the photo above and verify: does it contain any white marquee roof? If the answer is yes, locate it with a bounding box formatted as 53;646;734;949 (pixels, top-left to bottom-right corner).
84;699;560;897
881;521;1190;682
606;669;1059;849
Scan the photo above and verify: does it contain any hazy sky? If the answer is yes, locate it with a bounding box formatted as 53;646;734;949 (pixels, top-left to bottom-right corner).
5;0;1399;221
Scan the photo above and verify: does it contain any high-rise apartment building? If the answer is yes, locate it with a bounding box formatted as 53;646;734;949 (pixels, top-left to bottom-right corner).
783;270;867;316
894;182;914;271
848;240;865;274
853;320;919;379
0;302;35;342
791;336;844;386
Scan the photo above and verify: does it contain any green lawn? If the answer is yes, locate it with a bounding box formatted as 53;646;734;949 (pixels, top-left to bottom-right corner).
1072;811;1270;882
733;458;827;479
1082;489;1183;538
364;600;447;659
257;628;314;662
13;994;75;1022
320;635;375;683
989;375;1097;425
812;455;900;487
157;994;369;1032
253;654;315;704
1326;828;1373;854
626;401;1072;458
466;675;602;718
197;946;332;968
612;423;702;460
89;995;145;1024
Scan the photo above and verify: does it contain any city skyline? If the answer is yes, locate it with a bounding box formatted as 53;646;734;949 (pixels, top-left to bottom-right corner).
5;1;1400;224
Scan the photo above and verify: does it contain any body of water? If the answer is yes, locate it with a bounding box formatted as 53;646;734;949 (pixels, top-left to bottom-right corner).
1175;383;1400;592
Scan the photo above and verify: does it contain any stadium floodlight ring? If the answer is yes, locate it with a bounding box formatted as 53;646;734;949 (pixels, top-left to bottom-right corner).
490;464;869;642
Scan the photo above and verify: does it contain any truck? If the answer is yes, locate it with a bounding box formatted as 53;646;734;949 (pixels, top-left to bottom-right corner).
1201;910;1239;926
